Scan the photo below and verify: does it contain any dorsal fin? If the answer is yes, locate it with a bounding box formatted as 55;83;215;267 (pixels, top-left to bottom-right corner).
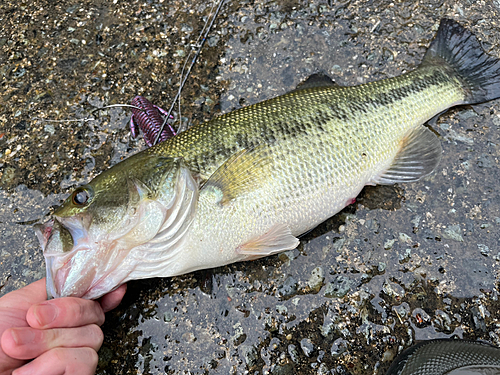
293;73;339;92
370;125;442;185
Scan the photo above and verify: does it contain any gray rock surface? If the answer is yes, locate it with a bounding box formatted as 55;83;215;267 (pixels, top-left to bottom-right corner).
1;0;500;374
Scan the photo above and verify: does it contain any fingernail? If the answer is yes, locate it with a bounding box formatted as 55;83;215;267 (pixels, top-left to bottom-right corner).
34;304;58;327
10;328;36;345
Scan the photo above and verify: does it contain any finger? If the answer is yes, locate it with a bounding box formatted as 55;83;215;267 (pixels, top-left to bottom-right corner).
0;331;27;373
12;347;98;375
99;283;127;313
26;297;105;329
1;279;47;311
2;324;103;360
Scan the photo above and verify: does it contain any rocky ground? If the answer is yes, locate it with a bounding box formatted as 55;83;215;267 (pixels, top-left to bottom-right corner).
1;0;500;374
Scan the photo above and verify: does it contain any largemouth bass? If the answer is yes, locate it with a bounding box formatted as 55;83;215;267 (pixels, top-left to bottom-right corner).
35;19;500;299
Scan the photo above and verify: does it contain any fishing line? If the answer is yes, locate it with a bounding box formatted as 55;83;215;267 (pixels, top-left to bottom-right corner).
175;0;223;133
154;0;225;145
37;0;225;138
35;104;144;124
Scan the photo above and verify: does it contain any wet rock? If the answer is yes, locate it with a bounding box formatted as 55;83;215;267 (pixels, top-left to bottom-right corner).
194;96;205;105
0;167;16;186
276;305;287;315
364;218;380;233
378;262;386;273
181;24;193;33
300;338;314;357
382;280;405;299
411;215;422;232
208;35;219;47
321;309;339;337
44;124;55;135
240;345;259;367
278;276;298;298
458;109;478;120
324;275;354;298
392;302;410;320
288;344;299;363
384;239;396;250
382;348;396;363
163;311;173;323
331;338;348;357
442;224;464;242
308;267;324;291
471;306;487;332
331;65;343;74
412;308;431;328
333;237;346;253
232;322;245;345
205;97;215;107
493;114;500;126
432;310;452;333
399;232;412;243
317;363;330;374
271;363;294;375
478;244;490;256
440;123;475;144
399;248;412;264
477;154;493;168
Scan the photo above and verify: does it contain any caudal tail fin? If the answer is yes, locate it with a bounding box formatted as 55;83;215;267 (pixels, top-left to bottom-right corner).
422;18;500;105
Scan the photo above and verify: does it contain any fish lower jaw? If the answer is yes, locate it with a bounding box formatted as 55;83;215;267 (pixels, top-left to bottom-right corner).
48;266;113;299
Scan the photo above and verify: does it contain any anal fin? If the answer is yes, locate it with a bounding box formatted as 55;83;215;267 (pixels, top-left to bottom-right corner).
371;125;442;185
237;223;300;257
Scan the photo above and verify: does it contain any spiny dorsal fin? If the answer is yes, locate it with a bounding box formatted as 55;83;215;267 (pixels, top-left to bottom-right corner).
293;73;339;92
237;223;300;257
370;126;442;185
201;145;271;205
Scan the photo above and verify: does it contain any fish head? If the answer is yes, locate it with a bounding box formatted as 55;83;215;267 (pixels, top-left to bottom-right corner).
35;153;198;299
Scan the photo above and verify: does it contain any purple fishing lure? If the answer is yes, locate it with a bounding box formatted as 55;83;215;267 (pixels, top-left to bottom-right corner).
130;96;176;147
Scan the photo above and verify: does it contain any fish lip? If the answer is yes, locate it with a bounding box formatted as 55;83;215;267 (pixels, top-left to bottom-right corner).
44;254;61;299
34;218;63;298
34;216;91;298
34;219;55;251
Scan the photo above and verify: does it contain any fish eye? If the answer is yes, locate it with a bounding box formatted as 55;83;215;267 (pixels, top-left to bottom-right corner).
72;188;91;206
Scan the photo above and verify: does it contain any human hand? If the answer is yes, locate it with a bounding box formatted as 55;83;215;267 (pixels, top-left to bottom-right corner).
0;278;126;375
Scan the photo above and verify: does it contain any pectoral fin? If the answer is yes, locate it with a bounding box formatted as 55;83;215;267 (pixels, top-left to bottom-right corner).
201;145;271;205
370;125;442;185
237;223;300;257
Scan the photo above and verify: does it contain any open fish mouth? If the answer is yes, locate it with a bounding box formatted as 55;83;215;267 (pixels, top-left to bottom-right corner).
34;216;97;299
35;218;74;254
35;218;71;299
